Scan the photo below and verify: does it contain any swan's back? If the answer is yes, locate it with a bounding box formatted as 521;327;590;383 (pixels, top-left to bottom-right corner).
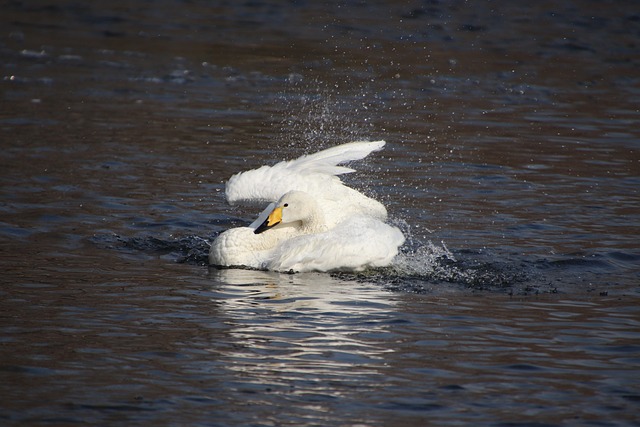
265;216;405;272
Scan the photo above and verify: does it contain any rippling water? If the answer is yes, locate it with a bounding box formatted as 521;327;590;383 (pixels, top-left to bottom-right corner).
1;1;639;426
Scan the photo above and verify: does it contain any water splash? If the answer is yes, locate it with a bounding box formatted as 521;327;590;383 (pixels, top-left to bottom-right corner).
95;84;564;295
275;78;381;154
102;228;629;296
394;240;458;277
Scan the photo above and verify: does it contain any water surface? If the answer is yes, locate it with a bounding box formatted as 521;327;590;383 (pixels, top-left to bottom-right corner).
1;1;639;426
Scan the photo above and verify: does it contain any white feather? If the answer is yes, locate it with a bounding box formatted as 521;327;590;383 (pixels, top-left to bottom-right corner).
210;141;404;272
225;140;386;216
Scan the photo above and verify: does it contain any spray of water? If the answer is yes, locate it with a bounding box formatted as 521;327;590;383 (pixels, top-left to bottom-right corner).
263;81;534;292
99;76;535;294
275;83;373;153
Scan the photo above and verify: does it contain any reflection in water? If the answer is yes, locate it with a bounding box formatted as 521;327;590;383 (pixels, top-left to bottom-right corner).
205;269;407;424
208;268;396;393
207;270;640;426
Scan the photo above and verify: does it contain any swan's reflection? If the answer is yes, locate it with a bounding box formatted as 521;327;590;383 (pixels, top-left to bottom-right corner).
208;268;398;394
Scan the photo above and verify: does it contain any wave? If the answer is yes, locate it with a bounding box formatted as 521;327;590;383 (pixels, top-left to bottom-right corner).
92;231;638;296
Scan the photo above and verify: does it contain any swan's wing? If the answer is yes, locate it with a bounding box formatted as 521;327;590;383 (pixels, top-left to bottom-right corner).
285;140;386;176
225;140;385;207
265;216;405;273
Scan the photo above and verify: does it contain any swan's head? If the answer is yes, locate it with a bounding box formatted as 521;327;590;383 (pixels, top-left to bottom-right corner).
254;191;322;234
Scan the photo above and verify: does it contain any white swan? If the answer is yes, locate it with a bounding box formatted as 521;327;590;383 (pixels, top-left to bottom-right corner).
209;141;405;272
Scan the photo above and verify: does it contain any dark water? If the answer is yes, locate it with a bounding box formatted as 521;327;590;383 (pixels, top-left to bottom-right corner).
1;1;640;425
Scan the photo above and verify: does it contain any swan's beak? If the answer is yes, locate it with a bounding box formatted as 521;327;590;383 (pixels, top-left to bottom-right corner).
254;207;283;234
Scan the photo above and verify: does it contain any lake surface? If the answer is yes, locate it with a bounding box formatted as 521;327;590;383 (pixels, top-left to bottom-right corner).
1;1;639;425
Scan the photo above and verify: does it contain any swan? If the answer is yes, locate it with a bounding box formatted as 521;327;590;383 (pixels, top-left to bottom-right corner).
209;141;405;272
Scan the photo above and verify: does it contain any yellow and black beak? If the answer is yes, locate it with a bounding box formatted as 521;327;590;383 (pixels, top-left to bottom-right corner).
254;206;283;234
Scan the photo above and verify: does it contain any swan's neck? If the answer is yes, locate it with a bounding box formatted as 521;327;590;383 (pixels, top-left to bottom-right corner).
300;211;327;234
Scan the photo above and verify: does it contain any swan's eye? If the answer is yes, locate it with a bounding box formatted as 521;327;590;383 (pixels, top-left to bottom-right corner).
283;203;288;207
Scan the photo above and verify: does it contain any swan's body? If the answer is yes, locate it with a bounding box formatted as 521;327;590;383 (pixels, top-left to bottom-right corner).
209;141;405;272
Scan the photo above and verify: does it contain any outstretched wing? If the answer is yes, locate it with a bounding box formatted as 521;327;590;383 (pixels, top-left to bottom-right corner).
281;140;386;176
225;140;385;207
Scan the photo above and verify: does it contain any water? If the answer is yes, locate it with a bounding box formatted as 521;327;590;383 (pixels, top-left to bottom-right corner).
1;1;639;425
